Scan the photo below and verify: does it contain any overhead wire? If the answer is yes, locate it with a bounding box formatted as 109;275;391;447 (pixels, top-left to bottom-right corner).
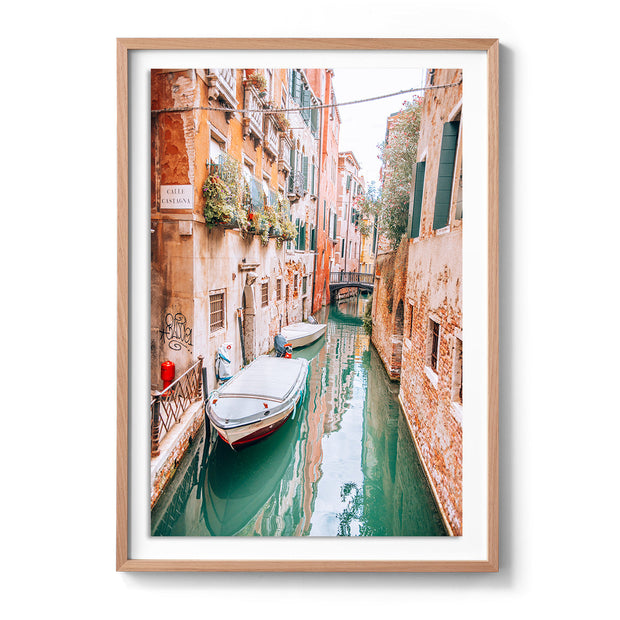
150;79;462;116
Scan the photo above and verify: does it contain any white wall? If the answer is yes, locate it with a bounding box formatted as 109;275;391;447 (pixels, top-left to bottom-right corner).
2;1;618;618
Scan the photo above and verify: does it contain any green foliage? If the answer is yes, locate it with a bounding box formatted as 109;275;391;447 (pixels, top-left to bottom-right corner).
203;154;297;246
359;100;422;249
203;154;248;230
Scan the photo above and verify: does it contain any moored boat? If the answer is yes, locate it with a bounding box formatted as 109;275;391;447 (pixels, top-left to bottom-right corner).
280;321;327;349
205;355;308;448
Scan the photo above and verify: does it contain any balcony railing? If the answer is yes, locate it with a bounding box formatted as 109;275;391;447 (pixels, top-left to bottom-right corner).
243;84;264;141
151;356;204;457
329;271;375;285
278;134;292;174
206;68;238;109
288;170;304;198
263;114;279;159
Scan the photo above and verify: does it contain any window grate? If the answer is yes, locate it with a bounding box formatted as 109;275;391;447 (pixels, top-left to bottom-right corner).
261;282;269;307
210;292;225;332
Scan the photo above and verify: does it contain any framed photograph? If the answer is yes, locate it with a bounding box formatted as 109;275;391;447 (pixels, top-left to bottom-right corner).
117;38;498;572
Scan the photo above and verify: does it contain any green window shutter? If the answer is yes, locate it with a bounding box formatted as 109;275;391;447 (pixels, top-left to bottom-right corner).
341;238;345;255
372;219;377;253
301;89;311;124
302;156;309;190
311;164;316;194
311;107;319;136
302;224;306;250
292;70;302;103
433;121;460;230
333;212;337;239
289;70;296;100
409;161;426;238
346;175;351;191
295;218;300;248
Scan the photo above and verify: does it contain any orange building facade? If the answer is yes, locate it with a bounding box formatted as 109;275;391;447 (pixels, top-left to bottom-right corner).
151;68;340;392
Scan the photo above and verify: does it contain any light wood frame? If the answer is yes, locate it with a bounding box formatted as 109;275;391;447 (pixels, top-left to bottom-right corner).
117;38;499;572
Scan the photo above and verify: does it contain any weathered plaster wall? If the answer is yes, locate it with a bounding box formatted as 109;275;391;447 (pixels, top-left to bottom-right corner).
396;68;463;535
399;232;462;534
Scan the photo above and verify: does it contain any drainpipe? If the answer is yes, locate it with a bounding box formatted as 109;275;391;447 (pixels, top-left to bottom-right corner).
311;92;323;314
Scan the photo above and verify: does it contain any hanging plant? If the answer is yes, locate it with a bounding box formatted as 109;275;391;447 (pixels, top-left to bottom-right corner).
203;154;250;232
202;175;231;228
246;72;267;92
273;109;290;131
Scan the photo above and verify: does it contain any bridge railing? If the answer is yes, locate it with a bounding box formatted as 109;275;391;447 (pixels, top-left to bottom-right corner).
329;271;374;285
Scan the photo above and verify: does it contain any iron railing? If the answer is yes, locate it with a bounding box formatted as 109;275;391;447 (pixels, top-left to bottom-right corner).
151;356;203;458
329;271;375;285
288;170;304;197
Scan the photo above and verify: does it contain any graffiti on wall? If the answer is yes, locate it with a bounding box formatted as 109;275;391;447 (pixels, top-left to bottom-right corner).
160;311;193;351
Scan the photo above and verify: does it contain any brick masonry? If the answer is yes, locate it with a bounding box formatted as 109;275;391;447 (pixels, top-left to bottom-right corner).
371;69;463;535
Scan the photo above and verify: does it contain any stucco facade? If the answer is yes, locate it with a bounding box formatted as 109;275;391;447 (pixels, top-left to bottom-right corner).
151;68;328;393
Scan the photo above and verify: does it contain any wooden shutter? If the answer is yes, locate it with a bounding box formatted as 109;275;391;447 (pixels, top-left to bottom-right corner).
302;156;309;190
409;161;426;238
433;121;460;230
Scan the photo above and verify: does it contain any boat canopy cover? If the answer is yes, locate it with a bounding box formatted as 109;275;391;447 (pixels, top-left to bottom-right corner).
217;356;306;402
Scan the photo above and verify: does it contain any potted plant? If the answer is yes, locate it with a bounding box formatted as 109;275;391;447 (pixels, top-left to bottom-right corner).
245;72;267;93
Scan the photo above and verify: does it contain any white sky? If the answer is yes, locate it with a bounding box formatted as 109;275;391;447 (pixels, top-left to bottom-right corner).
331;67;426;187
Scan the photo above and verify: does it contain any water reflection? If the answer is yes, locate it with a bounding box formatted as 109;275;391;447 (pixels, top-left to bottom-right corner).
152;293;447;537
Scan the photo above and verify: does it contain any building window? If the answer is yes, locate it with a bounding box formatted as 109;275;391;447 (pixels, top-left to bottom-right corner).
209;291;225;332
452;337;463;403
428;319;440;371
261;282;269;307
276;278;282;301
294;274;299;294
302;276;307;295
286;283;290;301
433;120;460;230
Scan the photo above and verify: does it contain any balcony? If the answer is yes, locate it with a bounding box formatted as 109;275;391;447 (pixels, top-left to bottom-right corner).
206;68;238;114
278;133;292;174
243;84;264;143
288;170;304;199
263;114;279;160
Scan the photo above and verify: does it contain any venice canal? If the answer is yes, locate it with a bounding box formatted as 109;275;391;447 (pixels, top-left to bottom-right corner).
151;295;447;537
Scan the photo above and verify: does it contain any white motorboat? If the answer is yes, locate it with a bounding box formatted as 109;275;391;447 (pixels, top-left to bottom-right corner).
205;355;309;448
280;321;327;349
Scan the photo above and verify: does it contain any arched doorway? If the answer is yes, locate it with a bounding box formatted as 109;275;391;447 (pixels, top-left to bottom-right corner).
242;280;256;363
390;300;404;378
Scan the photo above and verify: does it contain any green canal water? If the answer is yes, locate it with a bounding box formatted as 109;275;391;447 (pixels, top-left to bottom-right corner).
151;295;447;537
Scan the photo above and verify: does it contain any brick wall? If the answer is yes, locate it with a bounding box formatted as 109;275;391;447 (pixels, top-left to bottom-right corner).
370;239;409;379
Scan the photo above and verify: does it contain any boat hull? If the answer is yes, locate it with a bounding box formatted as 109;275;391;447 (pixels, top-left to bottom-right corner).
206;356;308;448
212;391;301;448
281;323;326;349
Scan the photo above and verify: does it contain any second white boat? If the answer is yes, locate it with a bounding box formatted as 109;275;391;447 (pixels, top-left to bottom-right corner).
280;321;326;349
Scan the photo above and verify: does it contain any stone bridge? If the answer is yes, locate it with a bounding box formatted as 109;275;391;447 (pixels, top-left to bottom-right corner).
329;271;374;295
